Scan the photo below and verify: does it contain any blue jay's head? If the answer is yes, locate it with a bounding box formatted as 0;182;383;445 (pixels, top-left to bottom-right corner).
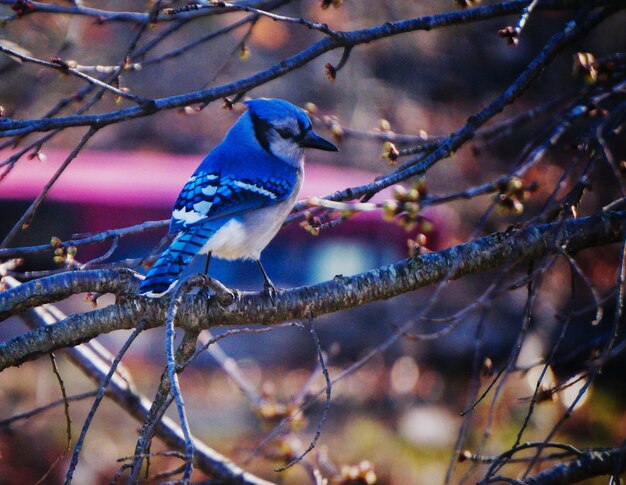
245;99;338;163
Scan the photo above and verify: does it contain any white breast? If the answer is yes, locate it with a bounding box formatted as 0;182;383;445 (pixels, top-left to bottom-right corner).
199;177;302;260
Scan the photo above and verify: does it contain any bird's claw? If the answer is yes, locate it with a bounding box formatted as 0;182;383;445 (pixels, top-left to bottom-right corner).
198;285;212;300
263;283;277;306
218;287;237;306
198;281;236;306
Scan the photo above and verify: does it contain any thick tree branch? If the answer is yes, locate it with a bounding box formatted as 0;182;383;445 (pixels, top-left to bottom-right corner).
0;268;142;321
1;210;624;371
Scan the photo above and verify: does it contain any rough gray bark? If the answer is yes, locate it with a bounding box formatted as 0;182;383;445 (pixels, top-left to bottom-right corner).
1;210;624;371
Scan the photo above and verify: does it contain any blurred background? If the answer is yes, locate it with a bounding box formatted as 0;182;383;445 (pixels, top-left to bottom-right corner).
1;1;625;484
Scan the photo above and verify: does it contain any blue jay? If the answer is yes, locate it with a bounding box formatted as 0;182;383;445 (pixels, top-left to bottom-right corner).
138;98;338;298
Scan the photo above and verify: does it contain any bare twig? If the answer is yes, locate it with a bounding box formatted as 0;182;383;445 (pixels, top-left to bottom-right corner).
0;391;98;428
35;353;72;485
186;1;338;37
128;331;199;483
0;44;145;103
64;321;146;484
0;127;97;249
0;0;286;23
0;220;168;260
275;322;331;472
187;324;304;406
164;277;210;482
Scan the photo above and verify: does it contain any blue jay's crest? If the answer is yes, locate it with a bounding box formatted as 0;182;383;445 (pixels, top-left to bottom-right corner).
138;98;338;298
245;98;312;132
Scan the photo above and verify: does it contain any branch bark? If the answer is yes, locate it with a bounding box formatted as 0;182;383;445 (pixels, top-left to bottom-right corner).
0;268;142;321
1;210;624;371
523;446;626;484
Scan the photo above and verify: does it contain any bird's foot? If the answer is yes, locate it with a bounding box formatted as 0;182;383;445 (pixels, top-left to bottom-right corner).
198;285;212;300
196;274;236;306
263;282;277;306
203;287;237;307
217;286;236;306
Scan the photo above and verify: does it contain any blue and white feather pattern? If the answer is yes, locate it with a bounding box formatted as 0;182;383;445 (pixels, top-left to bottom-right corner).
138;99;338;297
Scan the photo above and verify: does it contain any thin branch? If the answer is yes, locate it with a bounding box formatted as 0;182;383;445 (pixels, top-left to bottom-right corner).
460;363;509;417
36;353;72;485
63;321;146;484
141;14;260;68
523;446;626;485
193;1;337;37
0;220;168;260
0;44;145;103
317;90;571;150
1;0;616;138
275;322;331;472
128;331;199;483
0;127;97;249
165;278;208;482
497;0;541;45
0;391;98;428
80;236;120;269
187;325;305;406
0;0;286;23
487;272;575;479
445;306;490;484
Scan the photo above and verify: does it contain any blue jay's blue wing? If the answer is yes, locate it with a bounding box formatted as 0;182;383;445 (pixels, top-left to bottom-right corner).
169;169;297;233
169;171;221;233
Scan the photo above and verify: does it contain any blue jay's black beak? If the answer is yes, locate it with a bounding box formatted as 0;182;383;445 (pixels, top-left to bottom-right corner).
299;130;339;151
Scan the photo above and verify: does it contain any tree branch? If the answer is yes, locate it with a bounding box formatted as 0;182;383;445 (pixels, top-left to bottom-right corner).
523;446;626;484
0;0;287;23
0;220;169;260
0;0;615;137
1;210;624;371
0;268;142;321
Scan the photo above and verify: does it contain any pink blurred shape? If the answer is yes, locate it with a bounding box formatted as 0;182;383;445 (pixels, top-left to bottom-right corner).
0;149;388;207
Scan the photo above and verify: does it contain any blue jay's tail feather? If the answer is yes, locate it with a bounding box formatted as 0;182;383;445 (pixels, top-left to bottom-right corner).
138;226;216;298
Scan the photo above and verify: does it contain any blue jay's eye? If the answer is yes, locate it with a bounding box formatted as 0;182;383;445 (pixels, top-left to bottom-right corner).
277;128;293;139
